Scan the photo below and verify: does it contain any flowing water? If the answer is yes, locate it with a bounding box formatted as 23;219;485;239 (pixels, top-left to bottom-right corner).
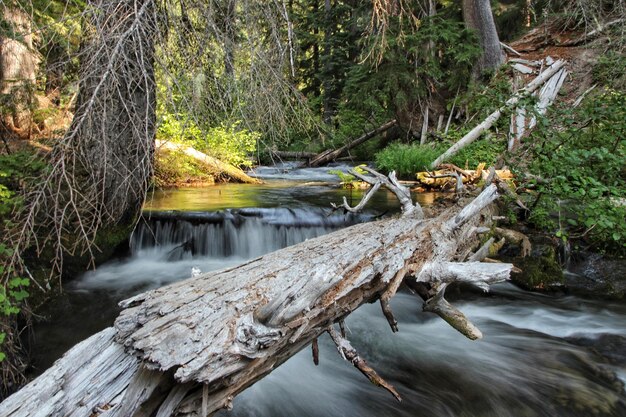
28;164;626;416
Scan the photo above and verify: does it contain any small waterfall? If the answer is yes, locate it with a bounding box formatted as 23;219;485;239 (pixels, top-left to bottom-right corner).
132;207;374;260
74;207;375;292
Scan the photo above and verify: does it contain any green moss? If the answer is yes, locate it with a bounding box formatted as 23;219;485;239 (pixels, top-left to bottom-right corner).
511;245;565;290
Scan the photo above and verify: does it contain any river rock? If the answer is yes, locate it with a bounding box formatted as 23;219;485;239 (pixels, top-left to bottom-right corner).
564;253;626;299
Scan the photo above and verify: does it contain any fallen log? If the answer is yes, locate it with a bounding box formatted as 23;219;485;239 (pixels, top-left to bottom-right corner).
156;139;262;184
0;172;512;417
305;119;397;167
431;60;567;169
270;150;317;160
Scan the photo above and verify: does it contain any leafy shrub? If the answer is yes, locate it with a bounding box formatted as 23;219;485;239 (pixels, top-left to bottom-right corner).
526;89;626;253
157;115;259;168
375;136;503;179
0;152;42;362
592;51;626;90
450;136;504;169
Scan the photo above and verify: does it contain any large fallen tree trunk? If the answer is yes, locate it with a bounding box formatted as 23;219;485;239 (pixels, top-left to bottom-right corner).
305;119;397;167
156;139;262;184
1;171;512;417
431;60;566;169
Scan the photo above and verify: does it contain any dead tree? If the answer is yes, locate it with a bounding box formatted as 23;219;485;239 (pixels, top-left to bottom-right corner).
431;59;567;168
0;170;513;417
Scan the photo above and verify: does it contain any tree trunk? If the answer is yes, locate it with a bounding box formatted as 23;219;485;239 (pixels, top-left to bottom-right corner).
222;0;236;77
322;0;334;124
0;6;39;137
0;178;513;417
68;0;157;225
462;0;504;75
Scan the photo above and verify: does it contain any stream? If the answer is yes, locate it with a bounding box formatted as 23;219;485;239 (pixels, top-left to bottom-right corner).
28;163;626;416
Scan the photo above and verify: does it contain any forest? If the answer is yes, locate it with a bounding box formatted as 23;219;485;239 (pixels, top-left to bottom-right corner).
0;0;625;416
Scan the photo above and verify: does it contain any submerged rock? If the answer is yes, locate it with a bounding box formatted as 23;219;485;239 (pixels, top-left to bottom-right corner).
564;253;626;299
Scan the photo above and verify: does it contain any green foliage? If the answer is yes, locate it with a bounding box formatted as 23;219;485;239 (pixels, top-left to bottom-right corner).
342;15;480;123
592;51;626;90
450;135;504;168
157;115;259;168
461;69;513;121
526;89;626;253
153;149;216;188
0;246;30;363
0;151;46;362
374;134;503;180
328;166;367;188
375;142;447;179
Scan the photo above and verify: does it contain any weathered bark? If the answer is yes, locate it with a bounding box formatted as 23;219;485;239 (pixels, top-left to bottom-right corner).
0;178;512;417
462;0;505;74
156;139;262;184
509;63;568;151
431;60;567;168
305;119;397;167
0;6;39;136
322;0;334;124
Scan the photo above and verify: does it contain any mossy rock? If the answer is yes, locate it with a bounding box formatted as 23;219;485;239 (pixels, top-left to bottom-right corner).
511;244;564;290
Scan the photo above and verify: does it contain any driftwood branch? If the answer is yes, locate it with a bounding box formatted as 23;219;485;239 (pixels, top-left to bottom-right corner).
354;167;424;218
422;283;484;340
331;181;382;213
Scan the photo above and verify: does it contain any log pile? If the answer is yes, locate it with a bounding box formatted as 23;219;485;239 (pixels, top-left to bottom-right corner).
1;170;513;417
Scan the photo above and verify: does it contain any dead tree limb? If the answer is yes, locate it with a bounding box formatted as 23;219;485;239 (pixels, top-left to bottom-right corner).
305;120;397;167
327;326;402;402
431;60;567;168
1;178;512;417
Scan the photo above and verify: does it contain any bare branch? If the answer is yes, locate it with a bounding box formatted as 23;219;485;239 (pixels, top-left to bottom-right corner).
327;326;402;402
